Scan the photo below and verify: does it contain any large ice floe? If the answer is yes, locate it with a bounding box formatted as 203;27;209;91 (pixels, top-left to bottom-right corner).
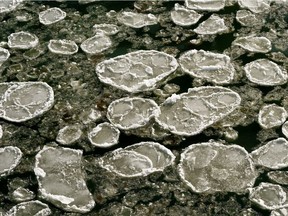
8;31;39;50
0;82;54;122
6;200;52;216
95;50;178;93
107;97;160;130
98;142;175;177
232;36;271;53
0;0;23;13
0;146;22;177
34;146;95;213
258;104;287;129
194;14;228;35
170;3;203;26
117;11;158;28
185;0;226;11
178;49;235;84
39;7;66;25
48;39;78;55
155;86;241;136
178;142;258;193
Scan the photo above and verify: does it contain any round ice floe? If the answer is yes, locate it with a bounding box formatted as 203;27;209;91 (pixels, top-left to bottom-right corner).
39;7;66;25
268;171;288;185
249;183;288;210
185;0;226;11
178;142;257;193
244;59;287;86
80;33;112;55
34;146;95;213
8;31;39;50
0;47;10;64
155;86;241;136
194;14;228;35
0;0;23;13
171;3;203;26
117;11;158;28
179;49;235;84
236;10;259;26
95;50;178;93
258;104;287;129
0;146;22;177
0;82;54;122
48;39;78;55
92;24;119;35
88;122;120;148
251;138;288;169
56;125;82;145
232;36;271;53
238;0;271;13
107;97;160;130
6;200;51;216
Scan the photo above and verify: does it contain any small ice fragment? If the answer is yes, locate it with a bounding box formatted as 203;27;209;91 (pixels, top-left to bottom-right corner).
171;3;203;26
185;0;225;11
56;125;82;145
48;39;78;55
8;31;39;50
6;200;52;216
39;7;66;25
258;104;287;129
0;146;22;177
232;36;271;53
194;14;228;35
80;33;112;54
117;11;158;28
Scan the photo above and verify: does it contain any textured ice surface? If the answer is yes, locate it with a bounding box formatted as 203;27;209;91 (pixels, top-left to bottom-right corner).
258;104;287;129
6;200;51;216
117;11;157;28
48;39;78;55
185;0;225;11
8;31;39;50
232;36;271;53
244;59;287;86
39;7;66;25
249;182;288;210
88;122;120;148
95;50;178;93
155;86;241;136
0;146;22;177
236;10;260;26
194;14;228;35
251;138;288;169
0;0;23;13
178;142;257;193
11;187;35;202
34;146;95;213
92;24;119;35
268;171;288;185
0;82;54;122
238;0;271;13
171;3;203;26
0;47;10;64
107;97;160;130
179;49;235;84
56;125;82;145
80;32;112;54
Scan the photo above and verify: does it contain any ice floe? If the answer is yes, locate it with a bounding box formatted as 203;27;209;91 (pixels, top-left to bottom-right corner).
8;31;39;50
117;11;158;28
171;3;203;26
48;39;78;55
56;125;82;145
232;36;271;53
194;14;228;35
258;104;287;129
39;7;66;25
6;200;51;216
185;0;226;11
0;146;22;177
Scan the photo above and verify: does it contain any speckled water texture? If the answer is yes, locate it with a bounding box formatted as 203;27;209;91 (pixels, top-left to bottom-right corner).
1;0;288;215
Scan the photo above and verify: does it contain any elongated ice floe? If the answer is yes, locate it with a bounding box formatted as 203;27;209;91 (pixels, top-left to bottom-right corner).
39;7;66;25
48;39;78;55
95;50;178;93
194;14;228;35
8;31;39;50
155;86;241;136
178;142;257;193
92;24;119;35
34;146;95;213
0;82;54;122
80;32;112;54
185;0;226;11
232;36;271;53
171;3;203;26
238;0;271;13
6;200;52;216
0;0;23;13
244;59;288;86
0;47;10;65
0;146;22;177
258;104;287;129
117;11;158;28
179;49;235;84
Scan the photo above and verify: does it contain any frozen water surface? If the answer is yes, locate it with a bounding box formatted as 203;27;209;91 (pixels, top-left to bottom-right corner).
48;39;78;55
6;200;51;216
258;104;287;129
171;3;203;26
178;142;257;193
92;24;119;35
0;0;23;13
8;31;39;50
0;146;22;177
117;11;158;28
268;171;288;185
80;33;112;55
39;7;66;25
194;14;228;35
179;49;235;84
232;36;271;53
185;0;226;11
56;125;82;145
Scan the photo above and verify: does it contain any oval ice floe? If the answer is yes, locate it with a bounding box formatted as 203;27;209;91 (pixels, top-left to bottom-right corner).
0;82;54;122
48;39;78;55
92;24;119;35
236;10;259;27
185;0;226;11
179;49;235;84
232;36;271;53
8;31;39;50
258;104;287;129
155;86;241;136
244;59;287;86
178;142;257;193
0;146;22;177
95;50;178;93
117;11;158;28
194;14;228;35
80;33;112;55
171;3;203;26
56;124;82;145
6;200;52;216
39;7;66;25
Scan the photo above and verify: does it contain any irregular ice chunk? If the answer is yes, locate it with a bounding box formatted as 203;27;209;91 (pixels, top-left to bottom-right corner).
155;86;241;136
56;125;82;145
34;146;95;213
178;142;257;193
48;39;78;55
11;187;35;202
0;146;22;177
88;122;120;148
0;82;54;122
80;33;112;55
271;207;288;216
95;50;178;93
179;49;235;84
258;104;287;129
117;11;157;28
6;200;51;216
232;36;271;53
251;138;288;169
0;0;23;14
39;7;66;25
249;183;288;210
107;97;160;130
244;59;287;86
92;24;119;35
282;121;288;139
0;47;10;64
8;31;39;50
185;0;225;11
236;10;259;26
171;3;203;26
238;0;271;13
268;171;288;185
194;14;228;35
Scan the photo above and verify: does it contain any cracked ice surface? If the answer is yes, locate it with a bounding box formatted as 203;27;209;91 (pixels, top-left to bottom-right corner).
232;36;272;53
8;31;39;50
194;14;228;35
6;200;51;216
185;0;226;11
117;11;158;28
155;86;241;136
0;82;54;122
251;138;288;169
0;146;22;177
107;97;160;130
34;146;95;213
179;49;235;84
258;104;287;129
171;3;203;26
178;142;257;193
95;50;178;93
